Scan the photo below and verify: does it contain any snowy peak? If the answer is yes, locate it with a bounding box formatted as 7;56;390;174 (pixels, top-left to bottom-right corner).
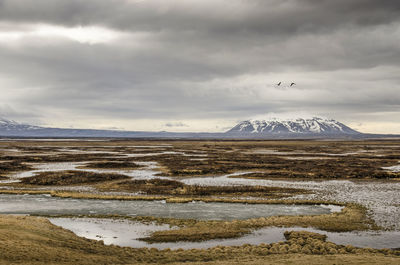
227;117;360;135
0;118;42;131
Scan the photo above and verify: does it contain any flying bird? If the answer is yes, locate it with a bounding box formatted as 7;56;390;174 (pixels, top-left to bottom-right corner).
290;83;296;87
276;82;281;86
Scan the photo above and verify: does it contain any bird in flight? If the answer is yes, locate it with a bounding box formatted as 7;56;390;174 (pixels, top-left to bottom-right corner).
276;82;281;86
290;82;296;87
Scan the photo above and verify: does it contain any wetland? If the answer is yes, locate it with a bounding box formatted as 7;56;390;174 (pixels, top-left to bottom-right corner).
0;139;399;264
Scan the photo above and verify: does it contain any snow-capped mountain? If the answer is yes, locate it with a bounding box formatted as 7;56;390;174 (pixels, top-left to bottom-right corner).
0;118;42;131
227;117;360;135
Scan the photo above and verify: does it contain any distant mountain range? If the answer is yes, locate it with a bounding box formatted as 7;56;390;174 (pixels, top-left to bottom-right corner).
0;117;396;139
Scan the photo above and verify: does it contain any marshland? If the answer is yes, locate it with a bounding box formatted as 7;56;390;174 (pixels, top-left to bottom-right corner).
0;139;400;264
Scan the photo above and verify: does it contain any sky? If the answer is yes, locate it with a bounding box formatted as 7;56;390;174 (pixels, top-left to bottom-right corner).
0;0;399;133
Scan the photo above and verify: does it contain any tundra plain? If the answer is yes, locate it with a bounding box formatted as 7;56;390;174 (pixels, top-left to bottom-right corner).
0;139;399;264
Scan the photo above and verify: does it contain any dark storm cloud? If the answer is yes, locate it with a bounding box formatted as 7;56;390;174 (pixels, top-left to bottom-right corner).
0;0;399;132
1;0;400;33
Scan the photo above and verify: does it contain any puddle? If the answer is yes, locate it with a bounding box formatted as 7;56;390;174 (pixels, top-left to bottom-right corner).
56;148;117;154
382;163;400;173
0;194;335;220
48;218;400;250
1;162;87;183
49;218;171;248
0;148;21;152
82;161;164;180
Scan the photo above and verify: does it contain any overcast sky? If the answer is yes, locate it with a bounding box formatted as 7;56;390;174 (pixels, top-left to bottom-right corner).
0;0;399;133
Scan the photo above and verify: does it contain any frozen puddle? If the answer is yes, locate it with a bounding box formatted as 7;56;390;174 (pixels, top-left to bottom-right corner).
0;194;335;220
49;218;171;248
48;218;400;250
1;162;87;183
82;161;164;180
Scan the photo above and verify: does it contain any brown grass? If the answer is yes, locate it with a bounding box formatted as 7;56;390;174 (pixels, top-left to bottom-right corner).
20;170;130;185
0;187;371;243
140;202;376;243
79;161;142;170
36;199;375;243
0;215;398;265
97;178;308;198
2;140;400;180
0;160;32;174
113;140;400;179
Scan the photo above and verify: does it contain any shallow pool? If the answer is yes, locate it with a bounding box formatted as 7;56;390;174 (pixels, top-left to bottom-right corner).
0;194;336;220
48;218;400;250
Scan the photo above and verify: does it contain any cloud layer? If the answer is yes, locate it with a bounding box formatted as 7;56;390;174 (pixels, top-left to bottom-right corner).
0;0;399;132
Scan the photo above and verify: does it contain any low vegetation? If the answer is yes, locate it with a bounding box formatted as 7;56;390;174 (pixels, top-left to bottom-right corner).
1;140;400;180
110;140;400;179
0;160;32;175
139;202;376;243
79;161;142;170
230;171;400;180
97;178;308;198
20;170;130;185
154;153;400;179
0;215;398;265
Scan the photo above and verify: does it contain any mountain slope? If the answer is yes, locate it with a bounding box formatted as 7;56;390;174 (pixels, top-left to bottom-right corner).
0;118;142;137
227;117;360;135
